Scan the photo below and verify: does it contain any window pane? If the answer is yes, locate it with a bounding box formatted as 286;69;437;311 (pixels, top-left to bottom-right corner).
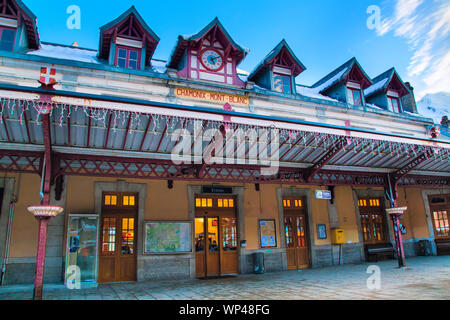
273;75;283;92
117;57;126;68
118;48;127;58
129;50;138;60
0;29;15;52
121;218;134;255
222;218;237;251
195;218;205;252
282;75;291;94
128;60;137;70
352;89;362;106
208;218;219;252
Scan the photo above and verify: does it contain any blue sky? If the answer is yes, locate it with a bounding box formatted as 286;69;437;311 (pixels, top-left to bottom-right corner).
24;0;449;99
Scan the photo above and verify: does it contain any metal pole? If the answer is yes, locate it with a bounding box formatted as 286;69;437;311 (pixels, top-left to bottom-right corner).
33;217;50;300
387;174;406;268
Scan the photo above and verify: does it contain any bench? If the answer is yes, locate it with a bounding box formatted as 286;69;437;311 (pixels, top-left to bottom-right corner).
365;243;395;262
435;240;450;256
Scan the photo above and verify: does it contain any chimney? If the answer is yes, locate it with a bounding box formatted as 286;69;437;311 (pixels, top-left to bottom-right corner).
401;82;418;113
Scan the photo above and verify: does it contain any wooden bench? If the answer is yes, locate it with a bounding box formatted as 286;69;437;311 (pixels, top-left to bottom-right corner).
435;240;450;256
365;243;395;262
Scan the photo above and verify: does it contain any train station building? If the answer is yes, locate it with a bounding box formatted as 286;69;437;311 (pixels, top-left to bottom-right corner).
0;1;448;291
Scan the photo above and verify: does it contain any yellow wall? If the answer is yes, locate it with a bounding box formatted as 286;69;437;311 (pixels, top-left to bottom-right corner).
8;173;42;258
6;173;438;259
335;186;360;243
397;187;430;239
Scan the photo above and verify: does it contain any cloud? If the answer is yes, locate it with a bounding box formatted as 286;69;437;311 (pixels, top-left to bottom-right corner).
376;0;450;100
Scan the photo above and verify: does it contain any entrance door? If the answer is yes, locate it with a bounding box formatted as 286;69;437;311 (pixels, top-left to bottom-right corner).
358;198;388;245
283;198;310;270
98;193;137;283
429;195;450;255
195;196;238;278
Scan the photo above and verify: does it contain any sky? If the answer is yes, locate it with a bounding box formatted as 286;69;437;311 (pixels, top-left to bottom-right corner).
23;0;449;100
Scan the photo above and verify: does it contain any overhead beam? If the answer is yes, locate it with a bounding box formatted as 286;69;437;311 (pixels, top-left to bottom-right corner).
303;137;350;182
393;150;435;181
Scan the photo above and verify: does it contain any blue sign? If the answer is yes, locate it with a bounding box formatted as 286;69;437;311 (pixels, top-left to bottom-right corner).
315;190;332;200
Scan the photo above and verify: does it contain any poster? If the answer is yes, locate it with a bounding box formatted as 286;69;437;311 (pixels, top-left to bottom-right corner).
259;219;277;248
144;222;192;254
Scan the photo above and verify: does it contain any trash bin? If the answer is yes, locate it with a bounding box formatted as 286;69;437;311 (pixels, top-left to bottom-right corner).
417;240;432;256
253;252;265;274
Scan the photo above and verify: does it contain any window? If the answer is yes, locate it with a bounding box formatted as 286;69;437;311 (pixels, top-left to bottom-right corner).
358;198;387;244
387;96;401;113
273;73;292;94
283;198;303;208
0;28;15;52
348;88;363;106
115;46;140;70
429;195;450;239
196;198;213;208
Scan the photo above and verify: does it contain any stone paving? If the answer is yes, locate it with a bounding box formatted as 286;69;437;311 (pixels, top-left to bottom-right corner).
0;256;449;300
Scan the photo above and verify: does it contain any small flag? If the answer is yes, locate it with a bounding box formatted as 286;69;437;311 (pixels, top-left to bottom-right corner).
39;67;56;85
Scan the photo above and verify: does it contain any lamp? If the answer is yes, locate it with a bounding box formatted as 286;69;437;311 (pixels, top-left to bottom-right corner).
27;205;64;218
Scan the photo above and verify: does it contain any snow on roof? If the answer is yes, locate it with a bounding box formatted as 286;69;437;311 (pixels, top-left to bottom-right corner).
312;68;348;94
28;43;100;64
364;77;389;97
27;43;167;74
295;85;339;102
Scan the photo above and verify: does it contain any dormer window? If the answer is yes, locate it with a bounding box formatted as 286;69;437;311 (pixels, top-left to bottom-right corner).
347;82;364;106
115;46;140;70
273;73;292;94
0;27;16;51
387;95;401;113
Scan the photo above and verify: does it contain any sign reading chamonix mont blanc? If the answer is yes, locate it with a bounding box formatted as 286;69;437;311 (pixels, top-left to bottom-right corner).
175;87;249;106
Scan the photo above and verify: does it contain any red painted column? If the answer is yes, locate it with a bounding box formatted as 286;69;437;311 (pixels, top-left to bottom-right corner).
33;217;50;300
391;213;406;268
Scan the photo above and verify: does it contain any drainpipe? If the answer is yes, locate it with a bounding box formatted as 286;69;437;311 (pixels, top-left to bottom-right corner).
0;173;21;286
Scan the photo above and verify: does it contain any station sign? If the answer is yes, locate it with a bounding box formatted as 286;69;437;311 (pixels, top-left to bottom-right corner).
175;87;249;106
315;190;332;200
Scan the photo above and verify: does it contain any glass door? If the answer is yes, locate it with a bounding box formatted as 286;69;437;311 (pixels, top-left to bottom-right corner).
65;215;99;286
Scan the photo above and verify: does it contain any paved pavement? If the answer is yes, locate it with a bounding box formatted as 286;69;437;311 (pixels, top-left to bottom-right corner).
0;256;449;300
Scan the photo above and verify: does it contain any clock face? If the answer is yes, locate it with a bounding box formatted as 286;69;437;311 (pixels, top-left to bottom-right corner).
200;49;224;71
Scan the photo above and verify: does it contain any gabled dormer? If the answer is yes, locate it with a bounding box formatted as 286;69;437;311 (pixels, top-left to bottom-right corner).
167;17;248;86
248;40;305;95
364;68;411;114
0;0;39;52
312;57;372;107
98;6;159;71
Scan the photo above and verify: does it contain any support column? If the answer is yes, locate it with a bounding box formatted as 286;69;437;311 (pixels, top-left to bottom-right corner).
33;217;50;299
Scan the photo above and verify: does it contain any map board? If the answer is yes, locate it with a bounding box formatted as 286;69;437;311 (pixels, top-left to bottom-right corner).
144;222;192;254
259;219;277;248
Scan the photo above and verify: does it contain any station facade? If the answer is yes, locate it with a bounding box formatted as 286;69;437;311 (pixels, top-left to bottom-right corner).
0;1;448;286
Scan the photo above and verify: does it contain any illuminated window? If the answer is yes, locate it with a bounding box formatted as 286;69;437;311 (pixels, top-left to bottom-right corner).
123;196;135;206
294;200;302;207
283;200;291;208
104;195;117;206
196;198;213;208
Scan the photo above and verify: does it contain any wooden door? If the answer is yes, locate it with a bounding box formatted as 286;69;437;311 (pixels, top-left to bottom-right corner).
283;197;310;270
195;196;238;278
358;198;388;245
98;193;137;283
285;215;310;269
194;217;220;278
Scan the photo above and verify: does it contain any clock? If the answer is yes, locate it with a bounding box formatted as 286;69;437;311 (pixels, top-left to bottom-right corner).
200;48;224;72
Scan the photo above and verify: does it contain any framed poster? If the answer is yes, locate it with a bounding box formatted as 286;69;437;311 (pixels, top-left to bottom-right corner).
317;224;327;240
259;219;277;248
144;221;192;254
